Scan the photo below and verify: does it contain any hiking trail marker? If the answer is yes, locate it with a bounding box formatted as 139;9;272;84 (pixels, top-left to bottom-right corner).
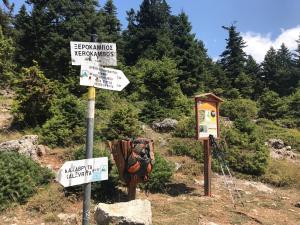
80;64;129;91
56;157;108;187
195;93;223;197
70;41;117;66
70;35;129;225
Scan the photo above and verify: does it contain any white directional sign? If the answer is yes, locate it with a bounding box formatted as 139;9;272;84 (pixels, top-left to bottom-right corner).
80;64;130;91
70;41;117;66
56;157;108;187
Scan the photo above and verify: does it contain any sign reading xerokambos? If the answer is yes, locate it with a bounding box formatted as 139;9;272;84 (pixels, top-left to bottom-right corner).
70;41;117;66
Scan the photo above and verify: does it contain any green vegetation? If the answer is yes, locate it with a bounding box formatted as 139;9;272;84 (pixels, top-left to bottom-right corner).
170;138;203;163
0;0;299;197
220;98;258;120
140;153;174;192
102;105;142;140
0;152;54;211
223;118;269;175
41;94;86;147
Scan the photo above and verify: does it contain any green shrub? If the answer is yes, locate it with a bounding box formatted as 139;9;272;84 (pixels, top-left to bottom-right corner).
258;90;287;120
222;119;269;175
170;138;203;162
41;94;86;147
13;63;59;128
102;105;142;140
0;152;54;211
220;98;258;120
140;153;174;192
65;144;119;202
256;118;300;152
173;114;195;138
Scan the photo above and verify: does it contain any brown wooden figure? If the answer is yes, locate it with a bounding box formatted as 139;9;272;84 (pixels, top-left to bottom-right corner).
194;93;223;197
108;138;154;201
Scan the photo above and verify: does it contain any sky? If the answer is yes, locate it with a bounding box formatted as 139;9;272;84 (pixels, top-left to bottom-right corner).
4;0;300;63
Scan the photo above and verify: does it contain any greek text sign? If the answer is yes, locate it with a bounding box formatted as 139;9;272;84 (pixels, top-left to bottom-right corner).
70;41;117;66
56;157;108;187
80;64;130;91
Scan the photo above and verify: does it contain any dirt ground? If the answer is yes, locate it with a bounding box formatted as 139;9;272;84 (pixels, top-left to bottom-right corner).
0;145;300;225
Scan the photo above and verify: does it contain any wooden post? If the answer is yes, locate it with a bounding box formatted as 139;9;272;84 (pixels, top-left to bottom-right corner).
203;139;212;197
128;181;137;201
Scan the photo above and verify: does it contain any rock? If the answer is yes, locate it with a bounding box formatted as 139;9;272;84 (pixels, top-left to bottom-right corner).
174;162;182;171
37;145;49;156
57;213;77;224
243;181;274;194
152;118;178;132
295;202;300;208
286;146;292;150
268;139;285;149
94;199;152;225
0;135;41;160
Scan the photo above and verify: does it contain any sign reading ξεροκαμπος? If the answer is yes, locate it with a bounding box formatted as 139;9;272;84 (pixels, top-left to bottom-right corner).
70;41;117;66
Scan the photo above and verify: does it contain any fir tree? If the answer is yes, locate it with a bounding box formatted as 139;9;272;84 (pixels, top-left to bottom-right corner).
0;25;15;86
220;24;247;81
123;0;173;65
170;12;210;96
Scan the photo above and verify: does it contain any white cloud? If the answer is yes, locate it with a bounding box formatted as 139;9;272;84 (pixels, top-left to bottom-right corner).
242;26;300;63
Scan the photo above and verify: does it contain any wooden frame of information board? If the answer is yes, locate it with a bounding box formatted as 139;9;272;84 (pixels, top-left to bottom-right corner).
194;93;223;197
195;93;223;140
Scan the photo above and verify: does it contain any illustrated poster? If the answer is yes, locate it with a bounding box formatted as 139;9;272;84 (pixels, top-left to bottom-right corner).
198;102;218;138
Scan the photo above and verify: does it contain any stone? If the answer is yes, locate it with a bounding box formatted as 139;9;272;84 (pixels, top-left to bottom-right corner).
286;146;292;150
94;199;152;225
174;162;182;171
57;213;77;224
0;135;40;160
295;202;300;208
37;145;49;156
243;181;274;194
152;118;178;132
268;139;285;149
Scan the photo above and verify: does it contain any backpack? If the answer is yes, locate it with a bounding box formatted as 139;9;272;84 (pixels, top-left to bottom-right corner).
126;138;155;183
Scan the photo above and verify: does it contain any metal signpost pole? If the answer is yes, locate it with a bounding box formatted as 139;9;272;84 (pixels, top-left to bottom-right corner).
82;34;97;225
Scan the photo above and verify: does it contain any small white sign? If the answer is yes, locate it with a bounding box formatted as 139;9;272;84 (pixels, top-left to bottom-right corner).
56;157;108;187
80;64;130;91
70;41;117;66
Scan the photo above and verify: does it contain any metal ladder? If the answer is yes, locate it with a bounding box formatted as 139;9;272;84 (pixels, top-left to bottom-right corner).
209;135;244;207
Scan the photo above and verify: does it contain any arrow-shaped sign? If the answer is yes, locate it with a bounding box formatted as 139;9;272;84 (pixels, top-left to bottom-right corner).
56;157;108;187
80;64;130;91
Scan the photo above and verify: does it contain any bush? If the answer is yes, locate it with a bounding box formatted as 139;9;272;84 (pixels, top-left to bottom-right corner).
220;98;258;120
0;152;54;211
41;94;86;147
222;118;269;175
256;118;300;152
170;138;203;162
258;90;287;120
102;105;142;140
13;63;59;128
173;114;195;138
140;153;174;192
65;144;119;202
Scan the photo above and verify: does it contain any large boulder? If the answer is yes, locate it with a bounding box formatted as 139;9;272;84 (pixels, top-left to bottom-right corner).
152;118;178;132
94;199;152;225
0;135;45;160
268;139;285;149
